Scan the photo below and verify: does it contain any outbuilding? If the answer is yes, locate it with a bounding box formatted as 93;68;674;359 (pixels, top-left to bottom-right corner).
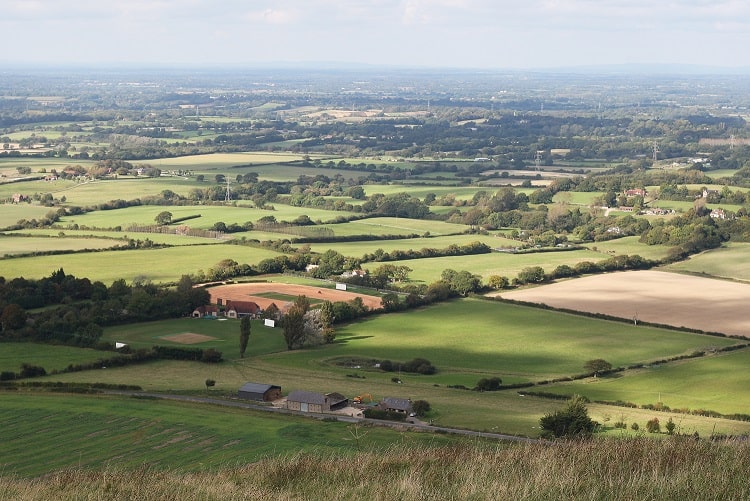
238;382;282;402
380;397;412;414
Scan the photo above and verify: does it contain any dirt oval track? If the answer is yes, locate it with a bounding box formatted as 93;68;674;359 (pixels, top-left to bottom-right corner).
496;270;750;338
208;282;382;311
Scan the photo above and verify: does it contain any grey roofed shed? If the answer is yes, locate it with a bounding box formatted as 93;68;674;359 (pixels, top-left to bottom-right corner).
238;382;282;401
381;397;412;413
287;390;327;405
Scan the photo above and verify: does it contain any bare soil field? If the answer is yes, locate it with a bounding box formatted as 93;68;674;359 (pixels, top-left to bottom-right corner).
208;282;382;311
161;333;218;344
495;270;750;338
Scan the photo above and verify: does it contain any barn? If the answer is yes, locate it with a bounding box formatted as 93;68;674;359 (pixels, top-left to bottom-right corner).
286;390;349;413
380;397;412;414
238;382;282;402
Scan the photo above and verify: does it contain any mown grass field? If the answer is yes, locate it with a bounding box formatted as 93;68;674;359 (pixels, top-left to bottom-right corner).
0;393;459;477
0;204;55;228
317;217;468;237
0;235;121;255
583;236;673;261
525;347;750;416
26;298;750;438
6;228;225;246
0;343;108;373
665;243;750;282
372;248;606;283
307;233;519;257
57;203;354;229
0;244;283;284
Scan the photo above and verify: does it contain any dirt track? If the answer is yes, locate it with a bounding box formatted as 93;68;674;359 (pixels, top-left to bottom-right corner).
208;282;382;311
495;270;750;338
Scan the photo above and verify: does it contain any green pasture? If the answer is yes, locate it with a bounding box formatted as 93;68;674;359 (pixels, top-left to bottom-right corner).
156;152;308;169
6;228;225;246
0;235;120;255
260;299;737;382
0;244;283;283
370;248;605;283
649;200;744;213
0;343;107;374
42;177;200;206
532;348;750;416
665;243;750;282
103;317;287;359
0;156;95;173
363;184;484;200
552;192;605;205
0;204;54;229
583;236;673;261
307;234;520;257
57;204;352;230
318;217;468;238
0;393;459;477
0;178;77;202
37;298;747;435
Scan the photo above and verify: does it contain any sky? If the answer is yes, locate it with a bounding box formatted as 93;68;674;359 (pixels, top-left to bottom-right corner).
3;0;750;70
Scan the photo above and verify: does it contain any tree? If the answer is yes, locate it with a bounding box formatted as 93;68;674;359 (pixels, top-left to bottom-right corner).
584;359;612;377
205;379;215;391
239;316;251;358
665;417;676;435
1;304;27;333
646;418;661;433
411;400;431;417
282;295;310;350
539;395;596;439
155;211;173;225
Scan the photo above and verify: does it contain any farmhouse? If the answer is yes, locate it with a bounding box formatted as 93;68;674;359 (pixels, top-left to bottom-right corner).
286;390;349;413
624;188;646;197
225;300;262;318
710;208;727;220
192;305;219;318
380;397;412;414
238;382;282;402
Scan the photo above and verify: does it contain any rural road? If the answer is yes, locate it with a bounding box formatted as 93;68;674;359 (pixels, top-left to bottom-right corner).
106;390;540;444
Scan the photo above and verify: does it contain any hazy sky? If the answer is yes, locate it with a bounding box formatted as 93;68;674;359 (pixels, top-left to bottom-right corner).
3;0;749;70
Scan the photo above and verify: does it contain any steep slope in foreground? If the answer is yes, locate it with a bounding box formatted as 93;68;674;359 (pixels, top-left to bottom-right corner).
2;439;749;500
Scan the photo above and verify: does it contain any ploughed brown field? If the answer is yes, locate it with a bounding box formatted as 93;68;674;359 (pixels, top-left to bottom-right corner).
207;282;383;311
495;270;750;338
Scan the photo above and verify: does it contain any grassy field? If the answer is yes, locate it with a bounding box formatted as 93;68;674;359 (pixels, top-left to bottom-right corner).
0;343;108;373
5;228;226;246
665;243;750;282
553;191;605;205
57;203;353;229
317;217;468;237
307;233;519;257
26;298;748;437
0;393;459;477
371;248;606;283
0;204;56;228
0;235;122;255
0;244;283;284
583;236;674;261
524;348;750;416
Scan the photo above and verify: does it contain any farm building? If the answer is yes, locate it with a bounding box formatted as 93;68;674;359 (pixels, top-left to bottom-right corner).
192;305;219;318
225;300;262;318
286;390;349;413
238;382;282;402
380;397;412;414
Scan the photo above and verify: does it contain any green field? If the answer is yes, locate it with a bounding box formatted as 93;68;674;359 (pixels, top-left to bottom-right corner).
307;233;519;257
527;348;750;415
0;235;121;255
28;298;748;437
317;217;468;237
370;248;606;283
0;343;108;373
6;229;226;246
57;203;354;230
0;203;55;228
0;393;459;477
0;244;283;284
665;243;750;282
583;236;673;261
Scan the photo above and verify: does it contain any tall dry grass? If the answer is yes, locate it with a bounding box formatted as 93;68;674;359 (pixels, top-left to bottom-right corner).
1;438;748;500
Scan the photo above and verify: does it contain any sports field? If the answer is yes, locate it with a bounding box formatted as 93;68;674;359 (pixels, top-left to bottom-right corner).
497;270;750;337
207;282;383;310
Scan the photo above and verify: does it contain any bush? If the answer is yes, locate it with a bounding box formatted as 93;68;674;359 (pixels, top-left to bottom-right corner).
411;400;431;417
539;395;596;439
646;418;661;433
475;377;502;391
631;422;639;431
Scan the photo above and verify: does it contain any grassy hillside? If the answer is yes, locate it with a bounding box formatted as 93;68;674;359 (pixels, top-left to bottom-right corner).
2;437;748;499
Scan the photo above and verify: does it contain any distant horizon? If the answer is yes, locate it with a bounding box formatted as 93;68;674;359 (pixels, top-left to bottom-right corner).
3;1;750;72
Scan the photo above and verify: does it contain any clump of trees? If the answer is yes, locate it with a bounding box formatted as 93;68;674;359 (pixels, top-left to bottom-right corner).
539;395;597;439
379;358;436;375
